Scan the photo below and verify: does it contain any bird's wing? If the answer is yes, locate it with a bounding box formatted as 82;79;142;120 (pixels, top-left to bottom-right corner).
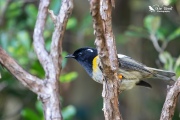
117;54;152;74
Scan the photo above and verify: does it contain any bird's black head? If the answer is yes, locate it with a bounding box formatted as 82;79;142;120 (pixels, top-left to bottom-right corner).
66;47;97;61
66;47;97;76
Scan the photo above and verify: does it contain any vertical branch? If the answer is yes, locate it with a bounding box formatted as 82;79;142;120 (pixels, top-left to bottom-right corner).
90;0;123;120
34;0;73;119
33;0;56;79
50;0;73;77
43;1;73;119
32;0;74;119
160;77;180;120
33;1;62;118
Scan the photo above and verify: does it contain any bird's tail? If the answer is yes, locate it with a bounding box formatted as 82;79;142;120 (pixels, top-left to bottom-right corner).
145;67;176;81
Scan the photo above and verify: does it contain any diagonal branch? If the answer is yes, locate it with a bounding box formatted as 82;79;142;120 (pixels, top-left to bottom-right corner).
33;0;56;79
160;77;180;120
50;0;73;77
90;0;123;119
0;47;44;94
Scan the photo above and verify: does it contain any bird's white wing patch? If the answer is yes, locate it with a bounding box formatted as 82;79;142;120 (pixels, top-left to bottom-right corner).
118;54;128;58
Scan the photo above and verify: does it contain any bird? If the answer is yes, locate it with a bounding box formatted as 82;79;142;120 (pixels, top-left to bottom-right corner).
66;47;176;91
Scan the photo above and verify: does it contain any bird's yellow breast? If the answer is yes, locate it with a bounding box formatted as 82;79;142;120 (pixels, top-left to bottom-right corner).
92;56;104;83
92;56;99;72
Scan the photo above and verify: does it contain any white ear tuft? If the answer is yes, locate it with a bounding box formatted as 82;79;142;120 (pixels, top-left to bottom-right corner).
87;49;93;52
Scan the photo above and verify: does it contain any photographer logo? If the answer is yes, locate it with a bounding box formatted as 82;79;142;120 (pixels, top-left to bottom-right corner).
149;4;173;13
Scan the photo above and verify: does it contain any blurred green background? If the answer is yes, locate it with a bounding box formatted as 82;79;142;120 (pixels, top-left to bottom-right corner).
0;0;180;120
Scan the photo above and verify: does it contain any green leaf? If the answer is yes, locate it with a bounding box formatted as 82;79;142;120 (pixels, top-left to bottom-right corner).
0;1;7;14
144;15;161;34
16;31;31;51
35;101;43;116
159;51;174;71
6;1;23;18
60;72;78;83
25;4;38;28
25;4;38;19
159;51;173;64
21;108;41;120
175;55;180;67
167;27;180;41
30;60;45;78
156;29;165;41
62;105;76;120
174;55;180;76
66;17;77;30
164;0;177;5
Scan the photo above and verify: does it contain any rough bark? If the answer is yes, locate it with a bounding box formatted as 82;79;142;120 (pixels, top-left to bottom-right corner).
0;0;73;120
90;0;123;120
160;77;180;120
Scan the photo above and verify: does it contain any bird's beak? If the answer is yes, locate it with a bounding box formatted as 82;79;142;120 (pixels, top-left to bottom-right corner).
65;54;75;58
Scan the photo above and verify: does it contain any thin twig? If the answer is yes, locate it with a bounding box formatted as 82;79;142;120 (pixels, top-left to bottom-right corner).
50;0;73;77
149;34;163;53
162;40;168;51
48;9;57;24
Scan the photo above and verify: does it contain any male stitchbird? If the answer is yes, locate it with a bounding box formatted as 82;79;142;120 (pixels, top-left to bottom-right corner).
66;47;176;91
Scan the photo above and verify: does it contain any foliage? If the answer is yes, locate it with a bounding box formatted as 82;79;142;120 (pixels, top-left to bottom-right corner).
60;72;78;83
125;15;180;77
21;101;76;120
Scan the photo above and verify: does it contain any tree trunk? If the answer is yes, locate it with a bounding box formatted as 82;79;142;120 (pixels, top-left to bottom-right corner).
89;0;123;119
